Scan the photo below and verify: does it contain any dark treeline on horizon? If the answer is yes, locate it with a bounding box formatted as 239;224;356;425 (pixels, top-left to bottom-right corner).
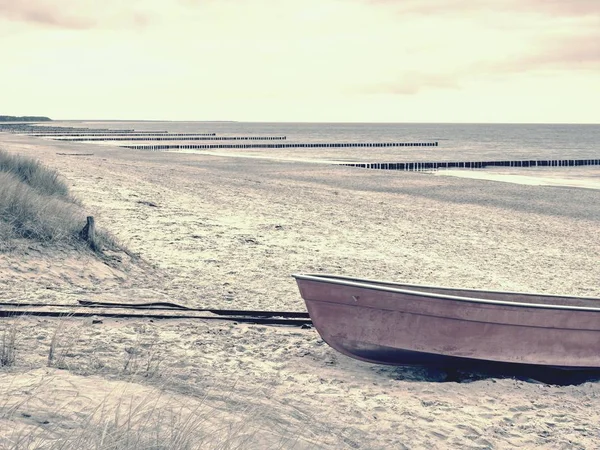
0;115;52;122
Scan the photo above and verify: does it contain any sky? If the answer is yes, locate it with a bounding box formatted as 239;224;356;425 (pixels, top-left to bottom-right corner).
1;0;599;123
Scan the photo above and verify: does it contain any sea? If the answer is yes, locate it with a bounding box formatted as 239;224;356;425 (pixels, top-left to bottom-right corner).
31;121;600;188
42;121;598;158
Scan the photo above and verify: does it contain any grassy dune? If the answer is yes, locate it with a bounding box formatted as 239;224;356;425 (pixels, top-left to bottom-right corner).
0;148;115;252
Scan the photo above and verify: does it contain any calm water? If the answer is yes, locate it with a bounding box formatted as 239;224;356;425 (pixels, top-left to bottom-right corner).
46;121;600;161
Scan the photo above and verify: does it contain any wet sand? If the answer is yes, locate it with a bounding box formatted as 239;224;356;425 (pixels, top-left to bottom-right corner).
1;133;599;449
435;167;600;190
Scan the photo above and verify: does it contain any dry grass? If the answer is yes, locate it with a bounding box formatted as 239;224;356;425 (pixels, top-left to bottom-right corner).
0;148;121;253
0;149;68;198
0;171;85;243
0;320;202;449
47;320;74;370
0;318;285;450
122;342;163;379
0;327;17;368
0;367;274;450
121;325;164;379
1;384;213;450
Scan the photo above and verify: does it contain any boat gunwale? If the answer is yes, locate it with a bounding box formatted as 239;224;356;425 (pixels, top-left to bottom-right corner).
292;273;600;313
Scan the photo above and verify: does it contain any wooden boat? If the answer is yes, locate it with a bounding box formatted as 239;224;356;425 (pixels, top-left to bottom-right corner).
293;274;600;370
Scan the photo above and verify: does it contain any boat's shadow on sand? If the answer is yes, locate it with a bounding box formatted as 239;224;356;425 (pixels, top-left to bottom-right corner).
373;364;600;386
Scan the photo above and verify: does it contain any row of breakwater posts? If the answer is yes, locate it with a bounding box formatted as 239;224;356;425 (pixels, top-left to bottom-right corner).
32;132;216;137
52;135;287;142
123;142;439;150
28;130;163;135
0;124;218;136
0;124;137;133
341;159;600;171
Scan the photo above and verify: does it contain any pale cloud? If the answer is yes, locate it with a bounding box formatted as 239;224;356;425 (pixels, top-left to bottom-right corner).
357;0;599;96
488;36;600;75
362;72;460;95
368;0;600;17
0;0;150;29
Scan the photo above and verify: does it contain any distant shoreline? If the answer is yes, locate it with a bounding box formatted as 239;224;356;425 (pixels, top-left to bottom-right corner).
0;115;52;122
32;120;600;125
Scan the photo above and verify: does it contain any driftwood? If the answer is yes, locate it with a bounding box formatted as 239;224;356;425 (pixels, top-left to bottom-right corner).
79;216;98;251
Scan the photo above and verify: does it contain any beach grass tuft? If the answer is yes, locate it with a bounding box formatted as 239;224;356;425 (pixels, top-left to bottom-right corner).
0;149;69;198
0;371;269;450
0;170;85;243
0;327;17;368
1;384;210;450
47;320;74;370
0;148;120;252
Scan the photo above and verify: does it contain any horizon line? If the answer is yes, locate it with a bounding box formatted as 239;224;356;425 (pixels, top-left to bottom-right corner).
40;119;600;126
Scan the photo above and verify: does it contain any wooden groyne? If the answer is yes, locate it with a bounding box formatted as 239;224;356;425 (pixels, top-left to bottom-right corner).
0;125;215;135
28;128;134;133
54;135;287;142
31;131;174;136
341;159;600;171
37;133;217;138
123;142;439;150
25;129;137;134
0;125;122;133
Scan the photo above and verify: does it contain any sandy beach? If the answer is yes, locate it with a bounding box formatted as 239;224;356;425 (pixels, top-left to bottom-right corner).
1;133;599;449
